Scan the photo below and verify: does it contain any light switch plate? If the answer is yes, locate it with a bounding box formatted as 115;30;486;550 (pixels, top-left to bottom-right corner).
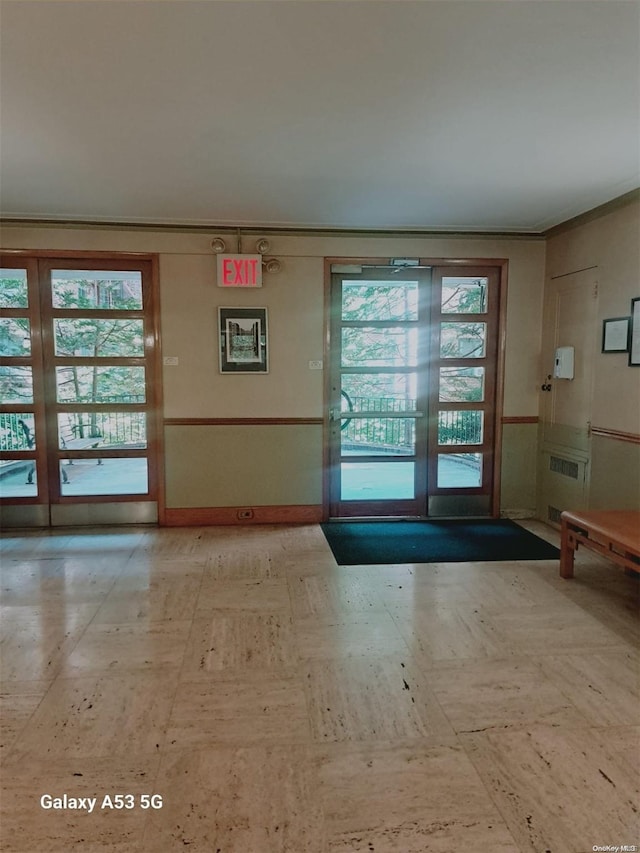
308;360;323;370
163;356;179;366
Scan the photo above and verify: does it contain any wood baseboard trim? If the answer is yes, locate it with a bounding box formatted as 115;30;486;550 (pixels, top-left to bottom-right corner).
591;426;640;445
163;504;324;526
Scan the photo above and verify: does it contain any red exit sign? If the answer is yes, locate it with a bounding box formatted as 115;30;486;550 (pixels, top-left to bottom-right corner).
217;254;263;288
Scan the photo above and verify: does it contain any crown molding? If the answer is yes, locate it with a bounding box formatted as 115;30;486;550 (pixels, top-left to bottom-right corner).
543;188;640;238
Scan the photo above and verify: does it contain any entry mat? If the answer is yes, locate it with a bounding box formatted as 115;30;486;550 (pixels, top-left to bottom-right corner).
320;519;560;565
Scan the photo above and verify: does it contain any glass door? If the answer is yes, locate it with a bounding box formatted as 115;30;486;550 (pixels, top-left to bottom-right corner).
328;263;501;518
328;267;430;517
427;267;500;517
0;256;161;527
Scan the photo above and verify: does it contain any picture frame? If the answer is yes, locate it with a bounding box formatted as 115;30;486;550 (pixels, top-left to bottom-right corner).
218;307;268;373
629;297;640;366
601;316;630;353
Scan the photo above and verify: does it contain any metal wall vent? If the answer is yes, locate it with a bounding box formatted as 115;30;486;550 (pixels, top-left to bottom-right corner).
549;455;579;479
548;505;563;524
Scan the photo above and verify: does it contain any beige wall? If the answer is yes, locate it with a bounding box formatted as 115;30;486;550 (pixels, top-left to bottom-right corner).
542;197;640;513
1;223;546;516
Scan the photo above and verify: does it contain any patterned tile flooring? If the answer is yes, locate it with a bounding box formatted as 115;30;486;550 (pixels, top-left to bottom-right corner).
0;521;638;852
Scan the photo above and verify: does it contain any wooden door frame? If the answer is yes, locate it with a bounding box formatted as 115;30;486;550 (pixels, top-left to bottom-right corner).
322;257;508;520
0;250;164;524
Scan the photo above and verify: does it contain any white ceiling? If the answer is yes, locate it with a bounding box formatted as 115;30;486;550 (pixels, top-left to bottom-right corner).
1;0;638;233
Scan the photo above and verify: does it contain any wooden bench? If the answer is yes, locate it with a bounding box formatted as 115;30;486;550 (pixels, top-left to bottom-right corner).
560;509;640;578
59;424;103;484
19;419;103;485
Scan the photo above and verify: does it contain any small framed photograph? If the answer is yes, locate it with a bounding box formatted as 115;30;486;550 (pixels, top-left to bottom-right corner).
219;307;268;373
629;298;640;366
601;316;630;353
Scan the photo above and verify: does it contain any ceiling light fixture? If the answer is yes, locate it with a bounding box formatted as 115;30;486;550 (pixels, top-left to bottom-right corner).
210;238;226;253
255;238;271;254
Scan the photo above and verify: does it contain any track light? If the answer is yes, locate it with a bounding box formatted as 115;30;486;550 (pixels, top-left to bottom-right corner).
210;238;226;253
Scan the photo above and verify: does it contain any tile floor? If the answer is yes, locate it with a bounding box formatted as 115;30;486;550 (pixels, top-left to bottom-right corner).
0;521;638;852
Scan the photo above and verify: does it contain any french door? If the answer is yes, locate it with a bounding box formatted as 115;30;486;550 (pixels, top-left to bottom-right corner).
327;262;502;518
0;255;161;527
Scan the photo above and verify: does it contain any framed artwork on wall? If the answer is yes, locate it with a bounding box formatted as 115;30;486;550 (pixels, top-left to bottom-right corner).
629;298;640;366
218;307;269;373
601;316;630;353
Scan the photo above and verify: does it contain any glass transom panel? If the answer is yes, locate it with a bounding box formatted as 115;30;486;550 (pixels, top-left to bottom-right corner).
51;271;143;310
0;269;28;308
441;277;488;313
341;281;419;321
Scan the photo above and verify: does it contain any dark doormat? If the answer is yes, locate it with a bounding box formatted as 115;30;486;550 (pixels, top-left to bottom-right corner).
320;519;560;565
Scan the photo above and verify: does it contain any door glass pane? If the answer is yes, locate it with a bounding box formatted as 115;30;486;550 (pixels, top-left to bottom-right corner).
342;416;416;456
56;366;146;404
441;277;488;313
440;323;486;358
341;461;415;500
0;269;28;307
60;457;148;496
342;281;419;321
58;412;147;450
0;460;37;497
0;318;31;355
54;319;145;357
342;327;418;367
0;413;36;449
0;367;34;404
439;367;485;402
341;373;417;413
438;411;484;445
51;270;143;310
438;453;482;487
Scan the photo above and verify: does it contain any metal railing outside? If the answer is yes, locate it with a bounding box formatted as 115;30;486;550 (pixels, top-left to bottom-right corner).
60;407;147;448
0;413;32;452
0;397;147;453
342;397;482;452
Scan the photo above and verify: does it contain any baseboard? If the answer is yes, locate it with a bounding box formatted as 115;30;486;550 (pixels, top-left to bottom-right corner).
500;508;537;520
163;504;324;526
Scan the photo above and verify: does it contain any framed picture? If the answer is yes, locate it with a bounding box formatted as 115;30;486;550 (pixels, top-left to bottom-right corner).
218;307;268;373
629;297;640;366
601;316;630;353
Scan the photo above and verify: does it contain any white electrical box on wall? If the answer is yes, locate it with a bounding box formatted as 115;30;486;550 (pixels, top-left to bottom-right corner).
553;346;575;379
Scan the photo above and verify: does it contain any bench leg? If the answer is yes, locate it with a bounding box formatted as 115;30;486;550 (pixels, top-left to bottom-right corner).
560;520;576;579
